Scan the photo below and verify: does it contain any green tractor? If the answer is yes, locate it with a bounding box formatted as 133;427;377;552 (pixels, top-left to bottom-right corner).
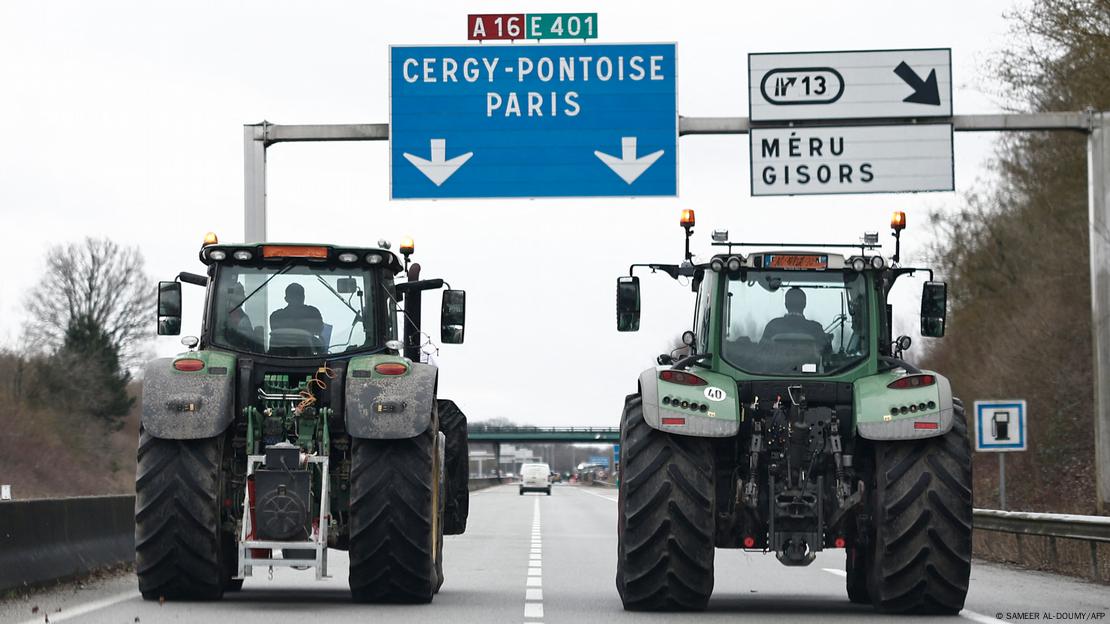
136;234;470;603
614;211;971;614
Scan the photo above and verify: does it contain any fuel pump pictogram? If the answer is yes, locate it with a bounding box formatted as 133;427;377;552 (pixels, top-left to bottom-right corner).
991;410;1011;441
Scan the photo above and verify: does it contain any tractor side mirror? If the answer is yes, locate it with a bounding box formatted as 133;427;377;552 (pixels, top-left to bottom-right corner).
157;281;182;336
920;281;947;337
616;276;640;332
441;289;466;344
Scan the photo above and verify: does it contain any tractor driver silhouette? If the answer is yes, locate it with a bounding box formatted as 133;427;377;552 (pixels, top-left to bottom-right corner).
762;286;828;350
270;283;324;342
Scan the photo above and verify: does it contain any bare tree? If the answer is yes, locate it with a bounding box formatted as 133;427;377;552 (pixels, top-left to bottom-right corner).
23;238;153;367
922;0;1110;513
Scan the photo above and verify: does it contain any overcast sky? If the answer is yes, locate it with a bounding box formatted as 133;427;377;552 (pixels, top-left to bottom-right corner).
0;0;1023;426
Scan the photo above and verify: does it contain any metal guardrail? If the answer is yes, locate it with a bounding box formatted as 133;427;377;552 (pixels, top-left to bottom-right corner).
973;508;1110;580
974;509;1110;543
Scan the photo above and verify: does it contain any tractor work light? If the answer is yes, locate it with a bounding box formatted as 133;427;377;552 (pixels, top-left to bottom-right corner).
366;253;384;264
710;258;725;272
680;209;695;228
337;252;358;263
207;250;227;261
659;370;707;386
203;232;219;246
233;250;253;261
850;257;867;272
891;211;907;231
726;256;742;272
888;374;936;389
712;229;729;242
863;232;879;245
870;255;886;270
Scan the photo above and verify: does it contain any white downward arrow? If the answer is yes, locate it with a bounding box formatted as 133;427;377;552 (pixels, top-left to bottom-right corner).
594;137;664;185
403;139;473;186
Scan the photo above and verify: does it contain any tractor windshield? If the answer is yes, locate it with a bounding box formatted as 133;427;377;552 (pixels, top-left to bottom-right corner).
721;270;869;376
210;262;391;357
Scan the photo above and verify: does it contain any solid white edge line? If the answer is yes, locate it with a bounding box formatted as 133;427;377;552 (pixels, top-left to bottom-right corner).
579;488;618;502
17;590;140;624
961;610;1008;624
818;569;1002;624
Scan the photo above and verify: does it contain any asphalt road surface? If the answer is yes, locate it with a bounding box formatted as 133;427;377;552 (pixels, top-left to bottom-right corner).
2;484;1107;623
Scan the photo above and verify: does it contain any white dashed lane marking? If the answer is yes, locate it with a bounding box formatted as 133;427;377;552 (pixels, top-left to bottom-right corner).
525;495;544;623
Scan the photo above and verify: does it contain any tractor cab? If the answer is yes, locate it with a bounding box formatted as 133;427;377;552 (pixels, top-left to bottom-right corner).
156;235;466;361
617;211;948;377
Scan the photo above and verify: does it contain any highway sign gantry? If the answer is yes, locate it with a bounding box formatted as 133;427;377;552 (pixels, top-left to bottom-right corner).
748;48;952;122
390;43;677;199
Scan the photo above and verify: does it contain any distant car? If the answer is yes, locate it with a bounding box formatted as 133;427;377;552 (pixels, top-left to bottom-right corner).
549;472;562;483
520;463;552;495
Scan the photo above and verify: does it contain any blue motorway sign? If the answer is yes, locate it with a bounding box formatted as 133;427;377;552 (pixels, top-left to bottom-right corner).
390;43;677;199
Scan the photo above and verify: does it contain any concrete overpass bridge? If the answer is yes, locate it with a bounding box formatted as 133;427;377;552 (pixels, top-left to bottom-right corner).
466;426;621;479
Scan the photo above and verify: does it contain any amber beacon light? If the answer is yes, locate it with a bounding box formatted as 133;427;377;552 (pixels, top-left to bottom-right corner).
680;209;696;228
891;211;907;232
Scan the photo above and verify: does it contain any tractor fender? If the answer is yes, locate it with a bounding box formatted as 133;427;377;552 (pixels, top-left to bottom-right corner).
638;367;740;437
855;371;955;441
141;356;236;439
345;356;437;439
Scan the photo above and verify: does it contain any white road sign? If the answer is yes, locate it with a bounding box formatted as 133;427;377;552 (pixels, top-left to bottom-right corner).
973;400;1027;452
749;49;952;122
750;124;953;196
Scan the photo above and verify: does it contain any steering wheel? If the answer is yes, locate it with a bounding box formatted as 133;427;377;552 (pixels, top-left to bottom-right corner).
269;328;322;351
768;332;818;347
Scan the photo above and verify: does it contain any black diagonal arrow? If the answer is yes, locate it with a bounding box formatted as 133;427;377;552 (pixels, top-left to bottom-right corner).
894;61;940;106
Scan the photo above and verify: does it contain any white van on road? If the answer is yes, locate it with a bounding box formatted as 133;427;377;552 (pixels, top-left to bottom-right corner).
520;463;552;496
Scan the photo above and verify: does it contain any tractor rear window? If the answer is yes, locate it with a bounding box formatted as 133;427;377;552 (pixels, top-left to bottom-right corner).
210;263;388;357
721;271;869;376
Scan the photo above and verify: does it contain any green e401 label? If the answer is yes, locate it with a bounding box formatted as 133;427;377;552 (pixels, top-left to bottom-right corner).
527;13;597;39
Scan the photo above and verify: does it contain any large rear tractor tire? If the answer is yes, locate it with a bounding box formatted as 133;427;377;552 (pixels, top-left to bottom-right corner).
615;394;715;611
434;431;446;593
348;423;442;603
135;427;229;601
868;398;972;614
437;399;470;535
845;545;871;604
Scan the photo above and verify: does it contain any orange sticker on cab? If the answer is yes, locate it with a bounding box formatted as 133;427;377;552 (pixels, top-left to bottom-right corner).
767;254;828;270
